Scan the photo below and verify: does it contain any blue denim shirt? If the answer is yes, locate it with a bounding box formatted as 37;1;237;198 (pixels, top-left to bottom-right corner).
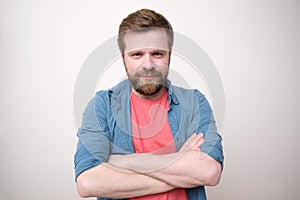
74;79;224;200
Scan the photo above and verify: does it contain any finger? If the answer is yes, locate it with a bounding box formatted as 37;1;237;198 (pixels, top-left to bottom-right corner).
190;134;203;150
198;138;204;147
179;133;197;152
185;133;197;147
197;133;204;139
192;134;205;151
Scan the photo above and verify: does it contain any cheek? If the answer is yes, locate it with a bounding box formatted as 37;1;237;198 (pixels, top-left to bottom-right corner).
155;56;170;67
124;58;142;71
162;67;170;76
155;58;169;68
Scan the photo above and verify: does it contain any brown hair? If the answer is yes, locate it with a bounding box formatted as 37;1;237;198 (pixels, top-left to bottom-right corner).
118;9;174;54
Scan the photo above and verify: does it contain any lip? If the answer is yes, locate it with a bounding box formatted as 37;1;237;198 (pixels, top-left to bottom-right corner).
141;76;156;80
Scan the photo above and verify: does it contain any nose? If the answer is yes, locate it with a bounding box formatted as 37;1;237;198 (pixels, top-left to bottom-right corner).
142;53;155;69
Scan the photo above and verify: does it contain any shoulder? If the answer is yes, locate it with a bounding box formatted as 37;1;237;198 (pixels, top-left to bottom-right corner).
95;79;130;101
169;83;205;101
169;83;211;114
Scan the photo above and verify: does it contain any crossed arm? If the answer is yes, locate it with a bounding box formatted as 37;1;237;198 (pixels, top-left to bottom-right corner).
76;133;222;198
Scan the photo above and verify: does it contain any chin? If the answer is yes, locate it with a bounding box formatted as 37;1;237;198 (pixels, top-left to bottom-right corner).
136;83;162;96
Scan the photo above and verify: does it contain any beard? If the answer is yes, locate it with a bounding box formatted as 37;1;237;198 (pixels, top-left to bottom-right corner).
127;68;168;96
135;83;163;96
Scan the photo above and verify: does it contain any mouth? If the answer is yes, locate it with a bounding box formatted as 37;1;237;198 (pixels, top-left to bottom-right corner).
140;75;157;80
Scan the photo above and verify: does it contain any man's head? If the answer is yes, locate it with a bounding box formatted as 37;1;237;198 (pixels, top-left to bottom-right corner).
118;9;173;98
118;9;173;54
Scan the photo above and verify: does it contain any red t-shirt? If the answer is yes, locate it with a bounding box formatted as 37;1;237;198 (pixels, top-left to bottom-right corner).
130;89;188;200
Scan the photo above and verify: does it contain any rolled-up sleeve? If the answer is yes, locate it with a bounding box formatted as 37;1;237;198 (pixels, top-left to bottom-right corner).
194;90;224;167
74;96;112;179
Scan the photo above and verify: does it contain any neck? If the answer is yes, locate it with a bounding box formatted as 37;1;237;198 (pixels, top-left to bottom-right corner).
132;87;166;100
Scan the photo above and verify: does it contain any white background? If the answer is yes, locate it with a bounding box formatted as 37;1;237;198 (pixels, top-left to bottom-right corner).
1;0;300;199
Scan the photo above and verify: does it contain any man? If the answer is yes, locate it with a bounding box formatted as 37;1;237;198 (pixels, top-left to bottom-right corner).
74;9;224;200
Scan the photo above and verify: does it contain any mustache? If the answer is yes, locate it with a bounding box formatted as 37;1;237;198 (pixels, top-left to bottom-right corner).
138;69;159;74
127;63;167;72
128;66;162;76
135;70;161;77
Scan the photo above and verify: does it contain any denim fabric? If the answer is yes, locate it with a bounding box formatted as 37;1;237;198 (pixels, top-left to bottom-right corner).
74;79;224;200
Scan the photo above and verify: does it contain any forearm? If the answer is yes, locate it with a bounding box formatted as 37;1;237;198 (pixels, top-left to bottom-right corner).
76;163;175;198
108;151;222;188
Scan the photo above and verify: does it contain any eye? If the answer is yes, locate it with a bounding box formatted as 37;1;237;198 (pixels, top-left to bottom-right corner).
130;52;143;58
152;51;166;58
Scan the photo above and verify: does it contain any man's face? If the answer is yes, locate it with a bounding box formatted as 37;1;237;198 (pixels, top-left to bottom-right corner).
123;29;171;96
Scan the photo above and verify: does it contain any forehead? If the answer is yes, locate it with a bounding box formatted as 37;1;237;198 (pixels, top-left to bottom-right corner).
123;29;169;54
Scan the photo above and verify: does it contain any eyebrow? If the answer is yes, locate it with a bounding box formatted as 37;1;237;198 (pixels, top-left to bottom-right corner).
125;48;169;55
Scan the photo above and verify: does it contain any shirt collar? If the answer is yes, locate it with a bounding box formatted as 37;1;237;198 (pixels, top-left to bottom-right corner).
108;79;179;105
167;79;180;105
